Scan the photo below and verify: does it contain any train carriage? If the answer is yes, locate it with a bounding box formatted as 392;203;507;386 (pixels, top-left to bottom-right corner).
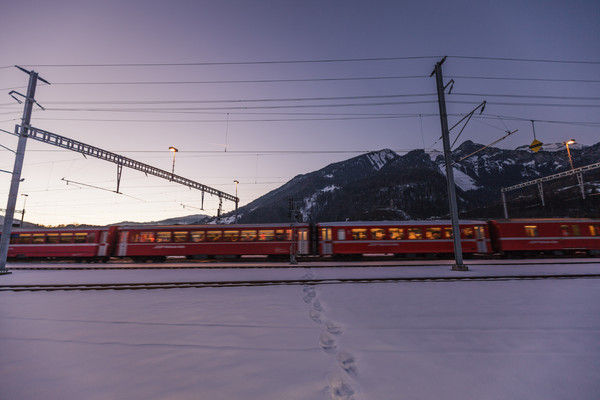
317;220;492;257
488;219;600;256
115;223;311;261
4;226;117;261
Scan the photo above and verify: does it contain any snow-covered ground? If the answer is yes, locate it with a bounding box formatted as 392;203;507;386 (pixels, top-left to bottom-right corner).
1;262;599;400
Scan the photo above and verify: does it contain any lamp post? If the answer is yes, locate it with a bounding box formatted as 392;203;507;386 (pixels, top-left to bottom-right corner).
563;139;586;199
564;139;575;170
20;194;28;226
169;147;178;180
233;180;239;223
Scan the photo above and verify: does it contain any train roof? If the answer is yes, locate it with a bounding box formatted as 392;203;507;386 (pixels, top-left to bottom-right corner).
113;222;309;230
7;227;107;232
490;218;600;224
317;220;487;227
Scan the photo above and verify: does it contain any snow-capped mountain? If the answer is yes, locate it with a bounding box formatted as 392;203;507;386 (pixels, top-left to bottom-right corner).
223;141;599;222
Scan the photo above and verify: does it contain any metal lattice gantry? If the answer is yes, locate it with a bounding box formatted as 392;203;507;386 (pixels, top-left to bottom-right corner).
501;161;600;218
8;125;239;205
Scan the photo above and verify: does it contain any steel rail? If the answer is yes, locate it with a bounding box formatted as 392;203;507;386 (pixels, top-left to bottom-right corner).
2;274;599;292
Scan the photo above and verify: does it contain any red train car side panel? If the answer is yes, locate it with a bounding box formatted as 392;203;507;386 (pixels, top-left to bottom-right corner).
115;223;310;259
317;221;492;256
6;227;114;260
488;219;600;254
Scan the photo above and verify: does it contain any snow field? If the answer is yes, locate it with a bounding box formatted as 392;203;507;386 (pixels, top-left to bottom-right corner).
1;263;600;399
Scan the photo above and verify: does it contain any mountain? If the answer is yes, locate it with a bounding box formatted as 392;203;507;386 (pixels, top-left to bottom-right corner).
231;149;398;223
222;141;600;223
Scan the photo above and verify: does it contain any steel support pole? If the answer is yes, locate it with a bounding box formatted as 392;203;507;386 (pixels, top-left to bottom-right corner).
433;59;467;271
537;182;545;206
577;173;585;199
502;191;509;219
0;71;39;272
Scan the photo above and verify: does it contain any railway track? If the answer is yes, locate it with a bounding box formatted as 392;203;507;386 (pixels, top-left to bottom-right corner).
2;273;600;292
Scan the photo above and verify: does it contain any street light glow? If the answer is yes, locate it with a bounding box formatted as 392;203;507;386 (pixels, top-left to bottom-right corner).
169;147;179;179
564;139;576;170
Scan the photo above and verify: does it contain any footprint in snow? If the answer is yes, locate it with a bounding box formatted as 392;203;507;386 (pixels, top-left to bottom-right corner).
327;375;356;400
325;320;343;335
320;331;337;354
337;351;358;376
309;309;324;324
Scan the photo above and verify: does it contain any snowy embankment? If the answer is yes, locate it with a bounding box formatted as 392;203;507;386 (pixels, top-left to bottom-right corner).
1;263;599;400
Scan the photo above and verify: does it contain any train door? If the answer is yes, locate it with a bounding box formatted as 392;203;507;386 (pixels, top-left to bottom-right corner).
474;225;487;252
297;228;309;255
117;231;128;257
321;227;333;255
97;231;109;256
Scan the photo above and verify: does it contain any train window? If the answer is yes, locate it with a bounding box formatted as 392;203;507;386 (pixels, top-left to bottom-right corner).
407;228;423;240
60;233;73;243
388;228;404;240
46;233;59;244
571;225;580;236
321;228;332;241
137;232;155;243
426;228;442;240
444;228;453;239
74;233;87;243
475;226;486;239
462;227;474;239
156;232;172;243
371;228;386;240
190;231;205;242
298;229;308;241
207;231;223;241
87;232;96;243
337;229;346;240
258;230;275;241
524;226;538;237
560;225;569;236
351;229;367;240
589;225;600;236
240;230;257;241
11;233;28;244
275;230;287;241
173;231;188;243
223;231;239;242
32;233;46;244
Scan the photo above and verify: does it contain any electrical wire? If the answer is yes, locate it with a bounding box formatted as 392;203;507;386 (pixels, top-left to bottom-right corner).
449;55;600;64
6;56;440;69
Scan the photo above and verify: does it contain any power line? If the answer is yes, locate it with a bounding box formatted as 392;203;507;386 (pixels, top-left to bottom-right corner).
448;100;600;108
7;56;440;69
449;55;600;65
44;99;440;112
35;91;600;106
453;92;600;101
4;75;597;91
41;93;437;105
47;75;430;86
448;75;600;84
5;55;599;69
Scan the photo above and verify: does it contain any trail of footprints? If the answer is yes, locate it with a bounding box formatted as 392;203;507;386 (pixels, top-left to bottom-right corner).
302;269;359;400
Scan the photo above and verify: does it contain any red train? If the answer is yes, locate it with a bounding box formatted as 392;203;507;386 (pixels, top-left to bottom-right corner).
3;218;600;262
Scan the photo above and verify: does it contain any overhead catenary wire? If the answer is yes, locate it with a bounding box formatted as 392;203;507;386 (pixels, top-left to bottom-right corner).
3;54;599;69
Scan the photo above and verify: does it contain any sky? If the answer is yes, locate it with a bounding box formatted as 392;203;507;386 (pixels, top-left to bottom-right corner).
1;262;600;399
1;0;599;226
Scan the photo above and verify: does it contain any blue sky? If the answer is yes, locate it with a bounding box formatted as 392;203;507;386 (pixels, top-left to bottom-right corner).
1;0;599;225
